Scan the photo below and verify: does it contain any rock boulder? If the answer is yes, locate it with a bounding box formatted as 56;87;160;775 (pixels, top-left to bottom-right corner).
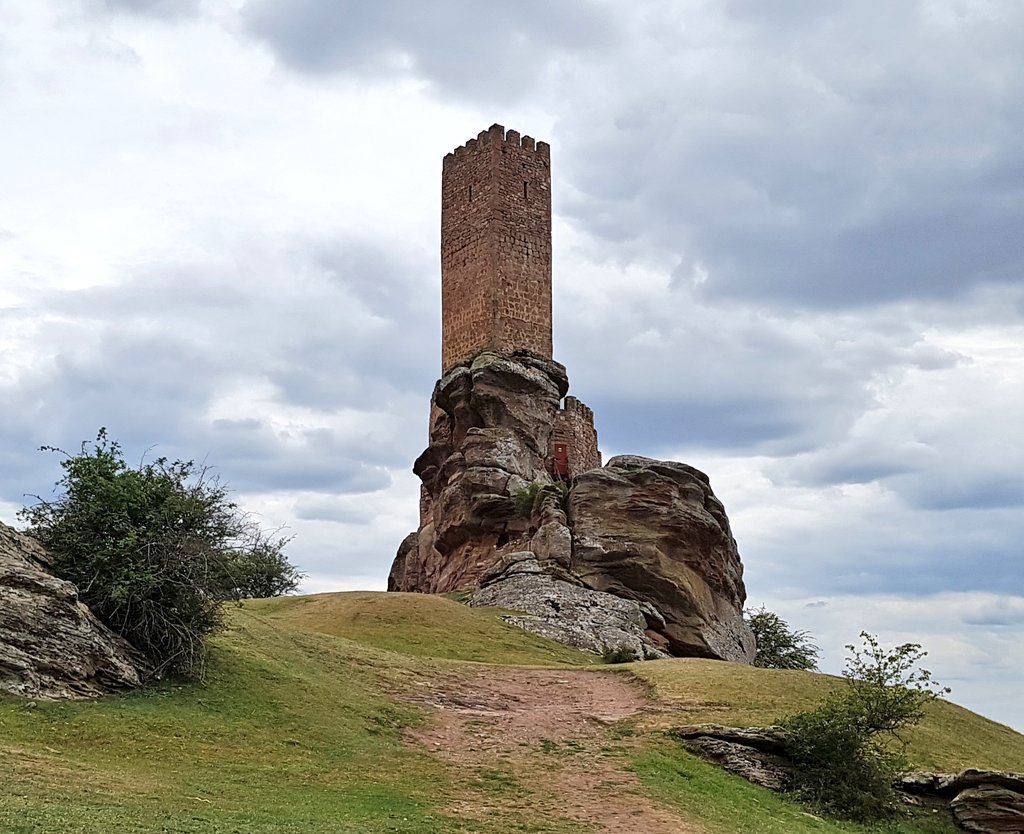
677;725;1024;834
571;455;753;662
900;770;1024;834
390;353;754;663
0;522;145;699
468;552;669;659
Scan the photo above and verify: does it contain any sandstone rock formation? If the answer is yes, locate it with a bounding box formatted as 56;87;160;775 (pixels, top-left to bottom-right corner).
899;770;1024;834
0;522;145;699
571;455;753;661
675;724;794;792
389;352;755;663
389;351;567;594
468;552;669;659
676;724;1024;833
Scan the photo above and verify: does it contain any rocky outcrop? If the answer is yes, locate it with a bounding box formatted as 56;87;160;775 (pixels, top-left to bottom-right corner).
389;351;567;595
675;724;795;791
390;352;754;663
468;552;669;659
571;456;753;661
676;724;1024;834
899;770;1024;833
0;522;145;699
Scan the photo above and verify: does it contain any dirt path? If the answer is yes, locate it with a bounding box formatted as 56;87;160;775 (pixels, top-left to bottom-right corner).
404;667;702;833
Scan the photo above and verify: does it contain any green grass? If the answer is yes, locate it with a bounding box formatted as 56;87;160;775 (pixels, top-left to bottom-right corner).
247;592;597;666
0;594;595;834
634;739;958;834
628;658;1024;772
2;591;1022;833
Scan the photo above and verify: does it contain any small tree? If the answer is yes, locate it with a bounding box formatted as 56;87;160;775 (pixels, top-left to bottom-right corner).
781;632;950;821
19;429;302;679
745;606;820;670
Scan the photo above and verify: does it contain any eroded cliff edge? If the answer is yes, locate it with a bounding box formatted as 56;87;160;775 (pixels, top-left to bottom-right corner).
389;352;755;663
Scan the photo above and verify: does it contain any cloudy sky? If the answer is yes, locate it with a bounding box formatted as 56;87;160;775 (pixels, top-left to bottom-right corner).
2;0;1022;729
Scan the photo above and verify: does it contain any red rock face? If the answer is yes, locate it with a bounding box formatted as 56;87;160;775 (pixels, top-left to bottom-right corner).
390;351;567;594
570;456;754;662
389;353;755;664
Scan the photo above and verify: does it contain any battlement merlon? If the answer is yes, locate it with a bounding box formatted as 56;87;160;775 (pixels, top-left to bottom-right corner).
443;124;551;170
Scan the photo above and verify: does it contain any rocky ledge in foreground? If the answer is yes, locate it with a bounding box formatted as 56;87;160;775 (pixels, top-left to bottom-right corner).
389;351;754;663
0;522;145;699
675;724;1024;834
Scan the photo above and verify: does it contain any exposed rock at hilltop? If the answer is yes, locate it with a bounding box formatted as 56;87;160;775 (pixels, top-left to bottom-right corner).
389;351;567;595
389;352;755;664
0;522;145;699
676;724;1024;833
467;552;670;659
571;455;754;661
899;770;1024;834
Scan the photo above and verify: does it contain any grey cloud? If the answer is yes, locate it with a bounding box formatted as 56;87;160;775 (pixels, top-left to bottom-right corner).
293;496;375;525
768;440;935;489
745;503;1024;598
962;599;1024;627
241;0;616;102
1;230;437;507
896;473;1024;512
555;288;957;458
594;397;801;454
724;0;845;27
557;2;1024;309
82;0;201;19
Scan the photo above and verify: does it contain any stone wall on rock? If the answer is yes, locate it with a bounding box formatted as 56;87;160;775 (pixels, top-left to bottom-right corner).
394;125;754;664
441;124;553;371
550;396;602;479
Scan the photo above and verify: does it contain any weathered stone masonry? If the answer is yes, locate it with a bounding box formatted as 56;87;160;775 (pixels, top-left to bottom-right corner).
551;397;601;479
442;124;553;372
440;124;600;480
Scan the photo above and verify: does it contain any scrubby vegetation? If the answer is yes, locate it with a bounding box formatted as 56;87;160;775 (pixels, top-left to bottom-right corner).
512;480;568;518
19;429;301;678
745;605;820;670
781;632;951;821
602;644;641;664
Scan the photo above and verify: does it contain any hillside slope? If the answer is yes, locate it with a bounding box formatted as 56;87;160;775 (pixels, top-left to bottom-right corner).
2;592;1022;833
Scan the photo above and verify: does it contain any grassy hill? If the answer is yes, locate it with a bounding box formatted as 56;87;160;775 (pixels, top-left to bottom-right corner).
2;592;1022;833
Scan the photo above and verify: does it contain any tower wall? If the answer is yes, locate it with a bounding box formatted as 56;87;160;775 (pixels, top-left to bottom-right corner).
551;396;602;479
441;124;552;371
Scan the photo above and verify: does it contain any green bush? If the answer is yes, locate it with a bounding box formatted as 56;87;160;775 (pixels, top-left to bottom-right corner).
512;480;568;519
781;632;950;821
603;645;640;664
745;606;820;670
19;429;302;679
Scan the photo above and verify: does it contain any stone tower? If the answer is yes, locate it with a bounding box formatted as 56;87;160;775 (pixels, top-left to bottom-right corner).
440;123;553;372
